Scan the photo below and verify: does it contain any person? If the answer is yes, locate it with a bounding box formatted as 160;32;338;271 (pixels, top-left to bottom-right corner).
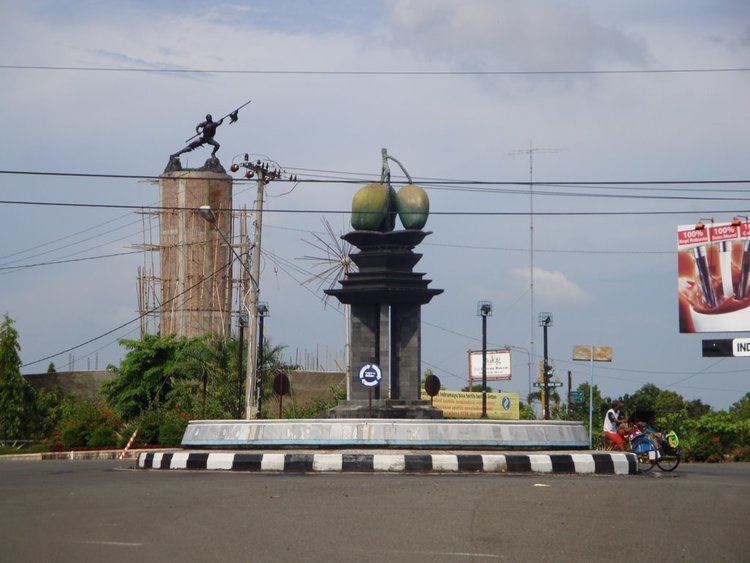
603;400;628;450
171;114;224;158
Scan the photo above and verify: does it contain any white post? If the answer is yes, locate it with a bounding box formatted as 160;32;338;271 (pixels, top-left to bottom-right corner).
245;177;265;419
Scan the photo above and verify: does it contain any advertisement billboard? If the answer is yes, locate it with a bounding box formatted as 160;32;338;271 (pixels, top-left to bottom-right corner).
468;348;511;381
426;390;520;420
678;220;750;332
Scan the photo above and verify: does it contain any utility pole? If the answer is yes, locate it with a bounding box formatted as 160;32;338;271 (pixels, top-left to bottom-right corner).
229;156;293;419
567;370;572;417
236;315;246;418
509;143;563;408
255;302;269;416
244;174;265;418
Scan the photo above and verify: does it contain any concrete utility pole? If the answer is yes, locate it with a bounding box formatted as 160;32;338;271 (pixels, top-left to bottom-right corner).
229;156;293;419
244;174;266;418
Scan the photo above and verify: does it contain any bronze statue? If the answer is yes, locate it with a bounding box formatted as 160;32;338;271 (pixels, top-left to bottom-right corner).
170;99;252;160
171;114;223;158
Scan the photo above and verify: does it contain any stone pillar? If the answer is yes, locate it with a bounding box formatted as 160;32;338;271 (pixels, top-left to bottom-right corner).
349;304;378;401
159;168;233;338
378;304;390;400
392;305;421;401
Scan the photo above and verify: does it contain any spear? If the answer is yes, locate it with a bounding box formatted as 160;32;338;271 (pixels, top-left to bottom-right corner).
184;98;252;143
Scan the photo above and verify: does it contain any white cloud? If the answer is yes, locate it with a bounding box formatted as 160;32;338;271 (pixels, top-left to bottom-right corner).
384;0;649;70
511;267;589;305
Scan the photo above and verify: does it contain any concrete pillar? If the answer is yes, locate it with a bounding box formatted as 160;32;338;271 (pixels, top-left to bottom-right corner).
349;304;378;400
159;170;232;338
391;305;421;401
378;304;390;400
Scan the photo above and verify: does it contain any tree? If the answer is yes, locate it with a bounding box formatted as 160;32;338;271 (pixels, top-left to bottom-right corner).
730;392;750;420
46;362;57;374
0;315;30;443
101;333;188;420
569;382;610;435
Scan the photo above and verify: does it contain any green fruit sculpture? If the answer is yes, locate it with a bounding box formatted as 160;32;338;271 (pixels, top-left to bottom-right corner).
351;183;390;231
395;184;429;229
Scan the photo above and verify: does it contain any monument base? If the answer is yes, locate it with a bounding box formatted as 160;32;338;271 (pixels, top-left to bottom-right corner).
327;399;442;419
180;419;590;450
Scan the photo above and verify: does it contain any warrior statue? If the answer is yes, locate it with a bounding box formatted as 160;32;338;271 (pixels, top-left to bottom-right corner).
171;114;224;158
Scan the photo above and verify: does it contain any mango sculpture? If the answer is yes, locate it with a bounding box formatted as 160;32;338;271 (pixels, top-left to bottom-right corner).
395;184;429;230
351;183;391;231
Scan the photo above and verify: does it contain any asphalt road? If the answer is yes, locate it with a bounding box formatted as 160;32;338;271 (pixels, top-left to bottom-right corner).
0;460;747;562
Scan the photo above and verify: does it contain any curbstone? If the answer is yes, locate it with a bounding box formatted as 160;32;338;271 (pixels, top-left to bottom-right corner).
137;452;638;475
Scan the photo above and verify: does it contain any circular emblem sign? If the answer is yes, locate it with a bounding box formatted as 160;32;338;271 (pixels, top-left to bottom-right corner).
502;396;511;410
358;363;382;388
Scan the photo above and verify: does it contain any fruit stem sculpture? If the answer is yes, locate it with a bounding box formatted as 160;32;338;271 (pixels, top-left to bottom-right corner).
351;149;430;232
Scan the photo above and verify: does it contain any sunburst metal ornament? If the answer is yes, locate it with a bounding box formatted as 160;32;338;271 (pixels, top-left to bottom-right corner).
300;217;356;303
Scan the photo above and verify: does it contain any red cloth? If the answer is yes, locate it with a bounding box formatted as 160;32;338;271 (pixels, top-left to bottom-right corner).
605;431;625;450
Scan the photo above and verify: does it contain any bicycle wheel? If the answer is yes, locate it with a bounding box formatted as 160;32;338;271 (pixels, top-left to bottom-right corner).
633;436;658;472
656;448;681;472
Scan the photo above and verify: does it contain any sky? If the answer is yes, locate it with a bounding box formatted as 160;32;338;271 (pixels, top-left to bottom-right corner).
1;0;749;409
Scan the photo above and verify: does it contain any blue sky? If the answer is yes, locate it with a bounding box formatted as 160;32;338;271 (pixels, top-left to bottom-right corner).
1;0;749;408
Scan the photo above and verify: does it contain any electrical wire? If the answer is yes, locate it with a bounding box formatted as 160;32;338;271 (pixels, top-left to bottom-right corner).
2;198;749;216
2;64;749;75
0;250;144;271
20;256;236;368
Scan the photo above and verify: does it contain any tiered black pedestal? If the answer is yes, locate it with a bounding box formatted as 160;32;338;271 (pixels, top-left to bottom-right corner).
325;230;443;418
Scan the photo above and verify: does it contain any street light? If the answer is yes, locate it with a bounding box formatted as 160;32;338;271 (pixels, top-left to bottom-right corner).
198;205;259;420
255;302;270;416
477;301;493;419
538;312;553;420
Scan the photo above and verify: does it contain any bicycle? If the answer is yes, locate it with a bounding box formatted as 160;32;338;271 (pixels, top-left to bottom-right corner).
604;425;681;472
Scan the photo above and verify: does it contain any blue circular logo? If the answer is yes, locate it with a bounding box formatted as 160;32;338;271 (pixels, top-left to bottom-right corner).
502;396;511;410
358;363;382;388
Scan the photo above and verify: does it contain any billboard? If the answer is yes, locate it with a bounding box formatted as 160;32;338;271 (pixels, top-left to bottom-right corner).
468;348;511;381
678;220;750;332
426;390;520;420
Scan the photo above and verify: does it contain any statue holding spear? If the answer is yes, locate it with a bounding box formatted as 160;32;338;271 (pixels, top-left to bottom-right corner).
170;99;252;159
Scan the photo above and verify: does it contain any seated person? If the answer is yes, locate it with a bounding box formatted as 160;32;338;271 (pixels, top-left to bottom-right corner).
602;400;628;450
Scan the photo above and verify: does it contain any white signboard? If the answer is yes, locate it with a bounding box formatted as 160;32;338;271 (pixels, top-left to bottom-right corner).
733;338;750;357
468;349;512;381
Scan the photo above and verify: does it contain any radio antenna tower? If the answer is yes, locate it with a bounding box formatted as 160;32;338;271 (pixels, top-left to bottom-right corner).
508;141;563;399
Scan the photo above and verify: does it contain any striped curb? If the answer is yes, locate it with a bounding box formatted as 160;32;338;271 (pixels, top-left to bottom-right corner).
137;452;637;475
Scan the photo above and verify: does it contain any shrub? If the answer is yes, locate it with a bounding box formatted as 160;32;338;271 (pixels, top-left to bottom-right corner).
88;426;117;448
55;400;121;449
158;411;189;446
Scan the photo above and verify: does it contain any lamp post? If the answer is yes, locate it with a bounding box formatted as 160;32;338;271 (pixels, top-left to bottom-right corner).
538;312;553;420
236;313;247;418
198;205;258;420
477;301;493;419
255;302;269;416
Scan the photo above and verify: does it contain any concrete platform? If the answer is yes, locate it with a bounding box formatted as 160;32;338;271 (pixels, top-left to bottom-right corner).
181;418;590;449
137;450;637;475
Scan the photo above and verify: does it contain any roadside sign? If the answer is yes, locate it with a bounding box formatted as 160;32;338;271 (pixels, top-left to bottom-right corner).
468;349;512;381
702;338;750;357
425;390;520;420
358;363;382;388
570;391;585;404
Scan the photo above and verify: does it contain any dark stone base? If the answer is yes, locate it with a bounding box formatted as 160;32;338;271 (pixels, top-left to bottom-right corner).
327;399;443;419
163;155;226;174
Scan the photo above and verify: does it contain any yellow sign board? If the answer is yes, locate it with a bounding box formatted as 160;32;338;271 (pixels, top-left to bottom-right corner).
572;345;613;362
425;390;520;420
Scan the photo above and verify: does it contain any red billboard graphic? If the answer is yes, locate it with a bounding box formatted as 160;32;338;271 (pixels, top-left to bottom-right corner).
678;221;750;333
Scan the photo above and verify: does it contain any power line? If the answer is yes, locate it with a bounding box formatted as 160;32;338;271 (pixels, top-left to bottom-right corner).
1;198;748;217
2;169;750;186
2;64;749;76
0;250;143;271
20;256;235;368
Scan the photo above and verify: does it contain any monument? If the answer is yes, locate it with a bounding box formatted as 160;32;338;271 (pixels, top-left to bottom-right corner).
177;149;590;450
325;149;443;418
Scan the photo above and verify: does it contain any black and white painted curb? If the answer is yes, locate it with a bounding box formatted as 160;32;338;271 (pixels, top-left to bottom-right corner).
138;452;637;475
